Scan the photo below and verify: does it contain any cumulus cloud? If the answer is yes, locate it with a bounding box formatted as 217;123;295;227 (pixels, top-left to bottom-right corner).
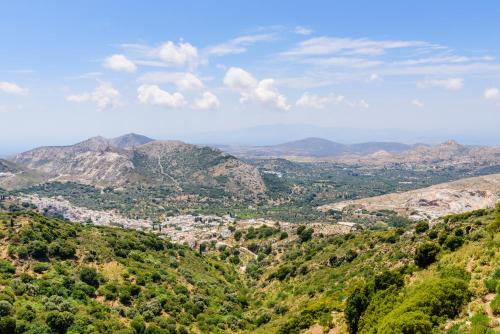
484;87;499;99
367;73;382;82
294;26;313;36
103;54;137;72
223;67;257;91
224;67;290;111
417;78;464;90
295;92;368;109
296;92;338;109
157;41;202;68
66;82;120;110
0;81;28;95
484;88;500;102
411;99;425;108
138;72;203;90
207;34;275;56
193;91;220;109
137;84;186;108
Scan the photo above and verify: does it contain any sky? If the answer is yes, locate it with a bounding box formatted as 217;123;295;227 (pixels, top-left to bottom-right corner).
1;0;500;154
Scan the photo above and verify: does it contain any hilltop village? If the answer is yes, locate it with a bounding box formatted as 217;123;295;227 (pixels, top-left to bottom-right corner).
4;195;359;248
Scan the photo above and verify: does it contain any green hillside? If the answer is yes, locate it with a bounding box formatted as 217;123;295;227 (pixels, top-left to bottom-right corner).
0;204;498;333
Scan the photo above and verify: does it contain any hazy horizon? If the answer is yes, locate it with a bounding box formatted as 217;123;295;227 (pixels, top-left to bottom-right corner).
2;123;500;157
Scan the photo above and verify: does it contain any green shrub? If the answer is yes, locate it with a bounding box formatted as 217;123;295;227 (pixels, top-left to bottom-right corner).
491;294;500;316
484;269;500;293
33;262;50;273
0;260;15;274
345;269;405;333
297;226;313;243
414;243;440;268
48;241;76;259
28;240;48;260
469;312;489;334
46;311;74;334
79;267;99;287
373;277;470;332
376;310;432;333
0;300;13;316
0;316;16;333
17;305;36;322
131;316;145;334
415;221;430;234
443;235;464;251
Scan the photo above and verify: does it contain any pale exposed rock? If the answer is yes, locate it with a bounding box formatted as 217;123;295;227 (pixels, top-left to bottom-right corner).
319;173;500;219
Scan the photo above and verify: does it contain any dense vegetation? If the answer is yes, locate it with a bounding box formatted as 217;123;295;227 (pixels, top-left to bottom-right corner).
0;203;498;333
13;159;500;223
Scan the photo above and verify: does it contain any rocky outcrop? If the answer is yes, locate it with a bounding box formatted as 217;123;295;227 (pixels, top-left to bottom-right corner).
9;135;266;198
318;173;500;220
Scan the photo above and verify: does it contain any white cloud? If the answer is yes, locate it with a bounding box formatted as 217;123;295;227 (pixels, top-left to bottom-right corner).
138;72;203;90
224;67;290;111
223;67;258;91
367;73;382;82
157;41;201;68
193;91;220;109
103;54;137;72
253;79;290;111
282;36;435;57
295;92;368;109
0;81;28;95
294;26;313;36
303;57;383;68
357;100;369;108
137;84;186;108
296;92;334;109
206;33;275;56
66;82;120;110
417;78;464;91
395;55;494;66
411;99;425;108
484;88;500;101
376;63;500;77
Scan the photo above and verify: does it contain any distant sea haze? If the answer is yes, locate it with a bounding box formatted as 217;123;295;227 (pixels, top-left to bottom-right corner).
1;124;500;156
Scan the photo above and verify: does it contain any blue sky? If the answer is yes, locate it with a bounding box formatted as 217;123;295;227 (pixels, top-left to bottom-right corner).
1;1;500;153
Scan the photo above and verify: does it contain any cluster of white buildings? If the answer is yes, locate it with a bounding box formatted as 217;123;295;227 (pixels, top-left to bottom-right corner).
15;195;359;249
17;194;152;230
15;195;237;247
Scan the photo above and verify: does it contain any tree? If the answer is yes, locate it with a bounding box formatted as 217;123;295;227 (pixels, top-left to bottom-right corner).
345;287;370;334
298;227;314;243
414;243;440;268
46;311;74;334
0;316;16;334
28;240;48;260
79;267;99;287
414;221;429;234
131;316;145;334
0;301;12;316
376;311;432;333
443;235;464;251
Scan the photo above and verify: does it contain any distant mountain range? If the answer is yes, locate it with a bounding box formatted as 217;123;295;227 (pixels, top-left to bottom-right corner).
216;137;500;172
216;137;417;158
1;134;266;199
3;133;500;195
182;124;500;146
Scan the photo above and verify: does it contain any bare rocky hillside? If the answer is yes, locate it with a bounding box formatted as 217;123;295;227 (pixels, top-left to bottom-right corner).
319;173;500;220
6;135;266;199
